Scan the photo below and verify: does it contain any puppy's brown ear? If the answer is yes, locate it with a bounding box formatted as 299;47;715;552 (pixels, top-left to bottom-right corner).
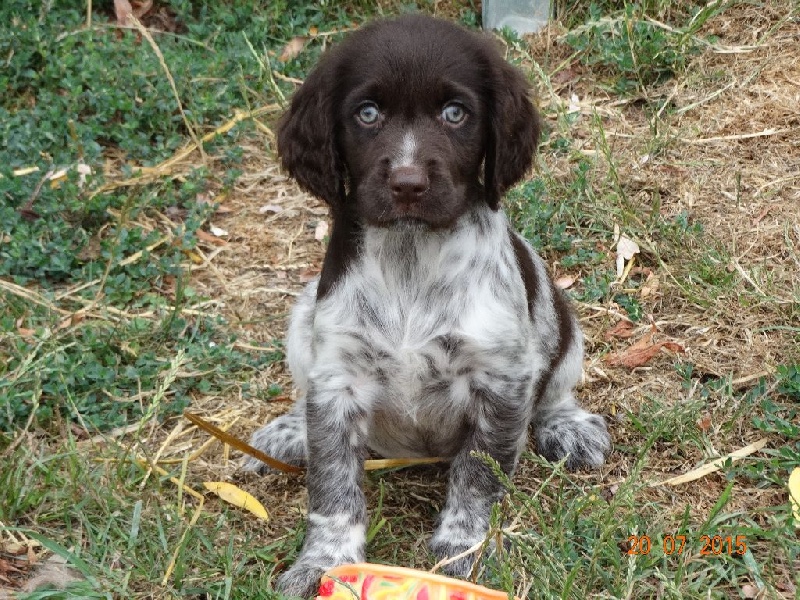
277;56;345;210
484;59;541;209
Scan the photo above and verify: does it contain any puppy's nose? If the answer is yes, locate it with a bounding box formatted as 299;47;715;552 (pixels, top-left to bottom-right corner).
389;166;429;204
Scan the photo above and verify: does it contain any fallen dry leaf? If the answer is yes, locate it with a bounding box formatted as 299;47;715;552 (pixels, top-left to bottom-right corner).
203;482;269;521
616;234;640;279
47;168;69;190
661;342;684;353
55;311;85;332
185;250;204;265
605;325;684;368
279;37;307;62
76;163;92;188
639;273;660;298
114;0;133;25
196;229;228;246
741;584;759;599
604;319;634;341
753;205;771;225
555;275;577;290
696;414;712;432
551;67;578;85
605;342;663;368
789;467;800;525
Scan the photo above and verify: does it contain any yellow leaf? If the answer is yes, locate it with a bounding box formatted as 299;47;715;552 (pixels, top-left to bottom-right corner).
789;467;800;525
185;250;204;264
203;482;269;521
48;168;69;189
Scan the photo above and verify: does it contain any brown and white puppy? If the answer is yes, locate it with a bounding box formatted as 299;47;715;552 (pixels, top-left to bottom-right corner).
245;14;611;598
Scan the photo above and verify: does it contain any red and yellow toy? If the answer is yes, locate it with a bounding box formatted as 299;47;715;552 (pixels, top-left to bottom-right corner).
316;564;509;600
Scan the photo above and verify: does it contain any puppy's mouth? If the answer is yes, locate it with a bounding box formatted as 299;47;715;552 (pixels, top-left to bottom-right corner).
384;217;431;232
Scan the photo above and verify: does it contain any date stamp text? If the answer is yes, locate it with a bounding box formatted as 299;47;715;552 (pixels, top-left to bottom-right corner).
626;534;747;556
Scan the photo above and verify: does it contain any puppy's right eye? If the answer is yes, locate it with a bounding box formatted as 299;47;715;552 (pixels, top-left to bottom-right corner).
356;102;381;126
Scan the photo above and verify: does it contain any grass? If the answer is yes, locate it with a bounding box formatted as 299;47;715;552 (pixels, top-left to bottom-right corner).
2;0;799;598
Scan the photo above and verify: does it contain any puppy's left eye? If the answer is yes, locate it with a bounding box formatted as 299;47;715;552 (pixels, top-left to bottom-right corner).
441;103;467;125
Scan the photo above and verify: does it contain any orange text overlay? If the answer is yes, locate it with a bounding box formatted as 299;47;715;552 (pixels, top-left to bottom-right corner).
626;534;747;556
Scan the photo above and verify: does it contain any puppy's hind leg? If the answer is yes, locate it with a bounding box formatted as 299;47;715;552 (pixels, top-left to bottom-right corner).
532;327;611;471
243;280;317;474
243;401;308;473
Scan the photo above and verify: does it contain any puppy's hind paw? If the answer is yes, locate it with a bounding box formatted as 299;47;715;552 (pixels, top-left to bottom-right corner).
536;409;611;471
242;413;307;474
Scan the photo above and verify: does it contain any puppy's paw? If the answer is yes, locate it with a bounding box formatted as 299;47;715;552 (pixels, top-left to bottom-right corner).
429;515;487;580
429;538;478;579
275;561;325;599
242;413;307;473
536;409;611;471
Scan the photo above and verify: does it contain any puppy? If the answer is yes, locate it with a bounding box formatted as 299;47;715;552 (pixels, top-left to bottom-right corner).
246;14;611;598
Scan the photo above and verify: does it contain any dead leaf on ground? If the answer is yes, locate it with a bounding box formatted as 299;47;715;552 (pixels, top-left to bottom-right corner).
615;234;640;279
55;311;86;332
741;583;760;599
696;414;712;432
639;273;660;298
114;0;133;25
76;163;93;189
196;229;228;246
605;325;685;368
279;37;307;62
551;67;578;85
604;319;634;341
555;275;577;290
114;0;153;25
203;482;269;521
789;467;800;525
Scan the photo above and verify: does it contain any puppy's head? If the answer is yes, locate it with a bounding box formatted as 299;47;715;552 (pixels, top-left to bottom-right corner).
277;15;540;227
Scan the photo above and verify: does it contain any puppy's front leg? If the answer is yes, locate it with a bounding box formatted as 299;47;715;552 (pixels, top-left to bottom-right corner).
429;381;531;578
276;384;368;598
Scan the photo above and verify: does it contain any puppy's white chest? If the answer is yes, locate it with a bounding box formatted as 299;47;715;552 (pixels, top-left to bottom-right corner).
347;290;528;458
309;212;531;457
